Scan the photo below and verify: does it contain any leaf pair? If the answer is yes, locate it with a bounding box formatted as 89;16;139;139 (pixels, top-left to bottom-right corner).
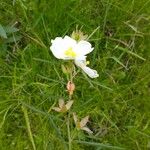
52;99;93;134
73;113;93;134
52;99;74;113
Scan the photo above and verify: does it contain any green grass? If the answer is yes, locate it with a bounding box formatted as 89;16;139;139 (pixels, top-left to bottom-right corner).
0;0;150;149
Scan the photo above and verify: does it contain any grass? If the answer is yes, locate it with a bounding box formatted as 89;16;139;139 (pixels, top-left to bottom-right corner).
0;0;150;149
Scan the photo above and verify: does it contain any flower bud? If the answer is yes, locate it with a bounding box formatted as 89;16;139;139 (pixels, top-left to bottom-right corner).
71;30;88;41
67;81;75;95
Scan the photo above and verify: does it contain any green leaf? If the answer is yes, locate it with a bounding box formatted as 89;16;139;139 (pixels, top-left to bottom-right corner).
110;56;128;69
0;24;7;39
74;140;125;149
4;26;19;33
5;35;22;43
117;46;146;61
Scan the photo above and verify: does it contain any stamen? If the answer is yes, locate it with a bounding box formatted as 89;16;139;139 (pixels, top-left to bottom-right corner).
86;61;90;65
65;47;76;57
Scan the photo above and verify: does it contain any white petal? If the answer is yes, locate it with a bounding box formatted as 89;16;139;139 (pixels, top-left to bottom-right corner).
75;40;94;56
74;58;86;68
50;36;76;60
75;59;99;78
50;37;65;59
82;66;99;78
64;36;77;45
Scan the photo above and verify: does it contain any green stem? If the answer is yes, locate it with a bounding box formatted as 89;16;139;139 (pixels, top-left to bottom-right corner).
22;106;36;150
67;62;74;150
71;129;77;141
67;112;72;150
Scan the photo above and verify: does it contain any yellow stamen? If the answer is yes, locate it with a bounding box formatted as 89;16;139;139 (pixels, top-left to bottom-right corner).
86;61;90;65
65;47;76;57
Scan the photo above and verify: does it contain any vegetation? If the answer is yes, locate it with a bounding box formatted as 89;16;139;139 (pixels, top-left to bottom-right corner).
0;0;150;149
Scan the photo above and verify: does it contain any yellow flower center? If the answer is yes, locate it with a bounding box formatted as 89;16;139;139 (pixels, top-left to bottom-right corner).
65;47;76;57
86;61;90;65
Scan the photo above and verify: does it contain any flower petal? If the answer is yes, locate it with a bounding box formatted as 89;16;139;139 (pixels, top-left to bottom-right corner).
64;36;77;45
75;59;99;78
50;36;76;59
75;40;94;56
50;37;65;59
82;66;99;78
74;58;86;68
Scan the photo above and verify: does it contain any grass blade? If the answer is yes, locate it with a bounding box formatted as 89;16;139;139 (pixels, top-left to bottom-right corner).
117;46;146;61
74;140;125;150
22;106;36;150
110;56;128;69
0;24;7;39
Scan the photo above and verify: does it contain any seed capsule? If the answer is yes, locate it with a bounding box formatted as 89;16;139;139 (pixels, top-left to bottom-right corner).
67;81;75;95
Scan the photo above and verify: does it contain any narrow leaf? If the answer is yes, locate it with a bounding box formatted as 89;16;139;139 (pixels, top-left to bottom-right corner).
4;26;19;33
5;35;22;43
117;46;145;61
0;24;7;39
74;140;125;149
110;56;127;69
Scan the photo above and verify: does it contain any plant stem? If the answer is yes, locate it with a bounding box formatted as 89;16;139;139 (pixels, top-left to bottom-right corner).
67;112;72;150
67;62;74;150
22;105;36;150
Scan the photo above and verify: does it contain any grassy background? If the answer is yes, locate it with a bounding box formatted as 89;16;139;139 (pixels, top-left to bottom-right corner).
0;0;150;149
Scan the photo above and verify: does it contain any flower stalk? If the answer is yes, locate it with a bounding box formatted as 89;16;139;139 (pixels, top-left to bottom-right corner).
67;62;75;150
50;30;96;149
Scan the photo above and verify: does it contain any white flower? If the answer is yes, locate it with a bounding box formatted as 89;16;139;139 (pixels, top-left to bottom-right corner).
50;35;99;78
